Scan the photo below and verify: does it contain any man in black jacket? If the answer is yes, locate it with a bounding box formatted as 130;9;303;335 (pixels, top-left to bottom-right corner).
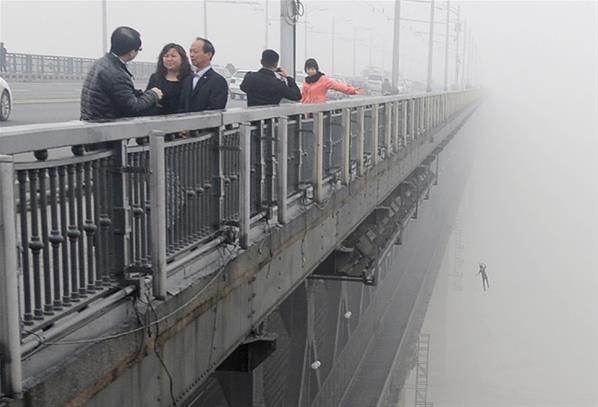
80;26;162;121
178;37;228;113
240;49;301;107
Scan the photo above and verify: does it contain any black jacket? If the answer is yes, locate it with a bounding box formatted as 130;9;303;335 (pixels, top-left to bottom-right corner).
146;73;187;115
80;53;159;121
240;68;301;107
178;68;228;113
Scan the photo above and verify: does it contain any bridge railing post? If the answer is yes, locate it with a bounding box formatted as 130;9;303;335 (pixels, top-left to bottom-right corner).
372;104;379;165
277;117;289;224
313;112;324;203
0;155;23;398
149;132;167;299
409;99;415;142
341;108;351;185
357;107;365;177
393;101;399;153
109;141;131;281
384;103;392;157
240;123;251;248
401;101;407;147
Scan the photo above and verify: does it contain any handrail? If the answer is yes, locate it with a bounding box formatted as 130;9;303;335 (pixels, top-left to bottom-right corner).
0;90;471;155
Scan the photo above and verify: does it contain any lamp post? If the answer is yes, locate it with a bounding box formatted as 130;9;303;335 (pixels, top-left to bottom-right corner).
102;0;108;54
264;0;269;49
425;0;435;92
204;0;208;37
391;0;402;89
443;0;450;90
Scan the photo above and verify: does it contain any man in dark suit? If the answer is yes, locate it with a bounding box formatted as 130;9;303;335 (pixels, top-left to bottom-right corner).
179;37;228;112
240;49;301;107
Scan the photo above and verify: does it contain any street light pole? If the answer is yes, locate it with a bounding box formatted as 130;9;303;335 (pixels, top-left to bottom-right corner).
331;17;336;74
280;0;295;75
426;0;435;92
391;0;401;89
454;6;460;89
353;27;357;76
204;0;208;37
443;0;450;91
304;12;308;61
461;21;467;88
369;31;373;67
265;0;269;49
102;0;108;54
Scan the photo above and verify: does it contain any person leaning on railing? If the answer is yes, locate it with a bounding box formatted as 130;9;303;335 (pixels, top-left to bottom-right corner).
34;27;164;160
77;26;163;152
81;26;163;121
301;58;364;104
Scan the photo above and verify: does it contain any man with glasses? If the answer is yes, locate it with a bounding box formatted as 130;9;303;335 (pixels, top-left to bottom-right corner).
80;26;163;121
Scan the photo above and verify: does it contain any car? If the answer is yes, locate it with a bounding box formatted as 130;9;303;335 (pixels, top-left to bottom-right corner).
366;73;384;95
0;76;12;121
346;76;370;95
212;65;232;82
229;69;250;100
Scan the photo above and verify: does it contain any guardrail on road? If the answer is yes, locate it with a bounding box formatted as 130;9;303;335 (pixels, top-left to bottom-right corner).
0;52;155;81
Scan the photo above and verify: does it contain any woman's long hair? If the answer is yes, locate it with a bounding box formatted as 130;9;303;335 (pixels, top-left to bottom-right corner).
155;43;192;80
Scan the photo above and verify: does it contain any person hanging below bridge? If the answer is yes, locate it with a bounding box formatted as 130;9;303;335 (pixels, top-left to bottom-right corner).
477;262;489;291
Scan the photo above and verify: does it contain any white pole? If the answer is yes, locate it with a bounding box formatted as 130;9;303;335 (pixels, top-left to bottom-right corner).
331;17;336;75
102;0;108;54
204;0;208;37
391;0;401;89
454;6;460;89
280;0;294;73
443;1;450;91
265;0;269;49
426;0;435;92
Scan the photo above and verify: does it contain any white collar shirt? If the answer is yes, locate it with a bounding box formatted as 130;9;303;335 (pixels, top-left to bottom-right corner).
193;65;212;89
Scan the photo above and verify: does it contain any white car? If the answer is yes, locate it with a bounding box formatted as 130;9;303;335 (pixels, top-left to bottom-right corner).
0;76;12;121
229;69;250;100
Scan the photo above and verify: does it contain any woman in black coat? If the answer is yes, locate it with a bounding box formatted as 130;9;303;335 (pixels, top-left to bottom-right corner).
146;43;192;115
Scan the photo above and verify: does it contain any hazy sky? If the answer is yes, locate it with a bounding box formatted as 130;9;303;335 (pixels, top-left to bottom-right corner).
1;1;596;88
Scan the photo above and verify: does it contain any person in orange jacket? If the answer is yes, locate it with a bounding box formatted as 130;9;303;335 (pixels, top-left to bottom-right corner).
301;58;364;104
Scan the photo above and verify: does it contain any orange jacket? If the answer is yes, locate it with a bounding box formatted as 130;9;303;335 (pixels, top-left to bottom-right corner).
301;75;357;104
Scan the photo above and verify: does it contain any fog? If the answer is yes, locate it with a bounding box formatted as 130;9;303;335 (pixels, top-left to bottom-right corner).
2;0;596;405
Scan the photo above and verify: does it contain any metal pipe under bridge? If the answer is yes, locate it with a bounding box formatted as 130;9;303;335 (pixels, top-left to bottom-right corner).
0;89;481;406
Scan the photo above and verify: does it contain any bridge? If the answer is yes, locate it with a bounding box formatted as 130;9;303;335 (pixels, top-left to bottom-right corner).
0;86;481;406
0;52;154;82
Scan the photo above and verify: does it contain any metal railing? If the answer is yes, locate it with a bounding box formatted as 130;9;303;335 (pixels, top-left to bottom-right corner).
0;52;155;80
0;89;479;396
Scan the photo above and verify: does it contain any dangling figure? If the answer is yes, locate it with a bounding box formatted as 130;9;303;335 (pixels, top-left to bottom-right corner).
477;263;489;291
